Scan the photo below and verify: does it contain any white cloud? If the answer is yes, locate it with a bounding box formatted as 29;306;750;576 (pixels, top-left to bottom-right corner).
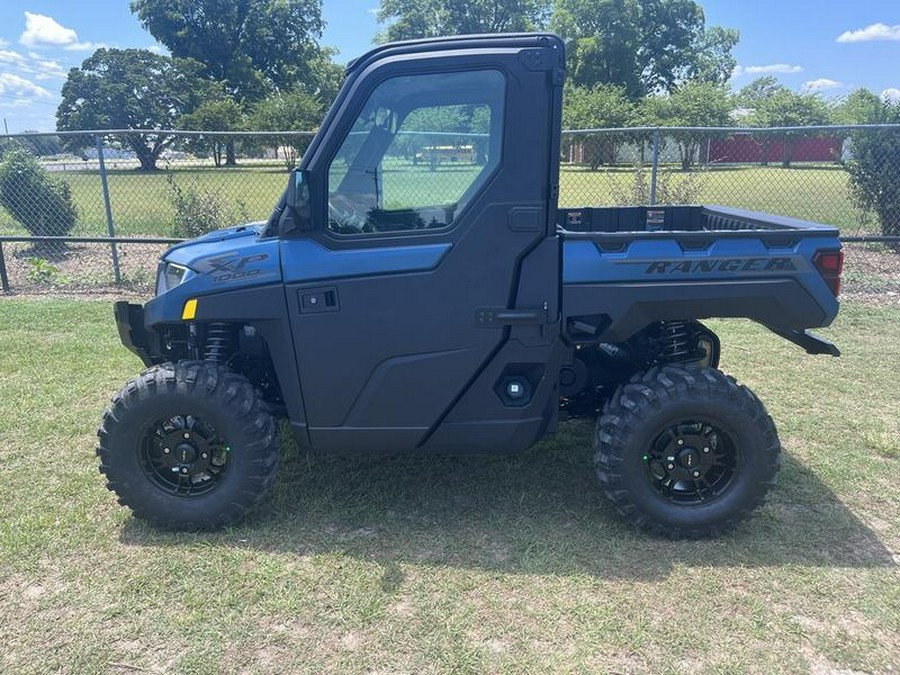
147;44;168;55
803;78;843;91
883;88;900;103
837;23;900;43
20;12;78;47
33;58;67;80
0;97;35;109
745;63;804;74
0;72;52;98
732;63;803;79
64;41;101;51
0;49;27;66
17;12;100;52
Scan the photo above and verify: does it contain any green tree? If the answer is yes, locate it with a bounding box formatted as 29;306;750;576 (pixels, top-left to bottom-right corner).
736;76;788;108
180;99;245;167
131;0;333;102
834;88;884;125
562;83;636;168
56;48;215;171
843;92;900;237
552;0;738;97
0;147;77;238
376;0;551;42
747;89;832;168
132;0;339;166
643;80;732;169
250;91;324;169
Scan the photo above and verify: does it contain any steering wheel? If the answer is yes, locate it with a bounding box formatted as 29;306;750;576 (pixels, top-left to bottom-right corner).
328;192;374;233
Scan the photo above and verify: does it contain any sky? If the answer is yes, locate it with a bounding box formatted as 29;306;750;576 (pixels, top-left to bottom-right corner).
0;0;898;133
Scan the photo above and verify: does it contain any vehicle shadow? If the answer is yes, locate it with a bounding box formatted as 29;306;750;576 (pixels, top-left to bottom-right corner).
120;421;896;581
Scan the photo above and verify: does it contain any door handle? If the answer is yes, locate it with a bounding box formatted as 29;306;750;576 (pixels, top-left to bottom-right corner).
476;304;547;327
298;287;339;314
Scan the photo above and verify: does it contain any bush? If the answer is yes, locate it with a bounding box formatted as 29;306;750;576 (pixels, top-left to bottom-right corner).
0;147;78;236
167;174;249;239
24;257;68;286
847;128;900;238
609;166;707;206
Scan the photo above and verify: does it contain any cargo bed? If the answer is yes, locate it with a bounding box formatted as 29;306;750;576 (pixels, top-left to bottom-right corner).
557;204;839;241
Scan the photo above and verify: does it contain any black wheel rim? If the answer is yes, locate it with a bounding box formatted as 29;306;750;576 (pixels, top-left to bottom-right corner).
140;415;229;497
643;420;739;505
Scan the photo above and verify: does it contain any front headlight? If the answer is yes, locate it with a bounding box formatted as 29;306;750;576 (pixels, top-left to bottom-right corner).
157;262;189;295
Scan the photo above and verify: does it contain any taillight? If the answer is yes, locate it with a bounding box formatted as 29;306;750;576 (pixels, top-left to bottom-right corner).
813;250;844;297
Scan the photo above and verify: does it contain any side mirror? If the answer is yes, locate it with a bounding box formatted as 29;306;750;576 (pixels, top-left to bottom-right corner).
279;168;314;234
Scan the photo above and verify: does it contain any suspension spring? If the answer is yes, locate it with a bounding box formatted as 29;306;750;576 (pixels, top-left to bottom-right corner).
204;323;235;363
659;321;692;361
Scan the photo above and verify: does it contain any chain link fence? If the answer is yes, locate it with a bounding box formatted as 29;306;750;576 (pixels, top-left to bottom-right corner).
0;126;898;299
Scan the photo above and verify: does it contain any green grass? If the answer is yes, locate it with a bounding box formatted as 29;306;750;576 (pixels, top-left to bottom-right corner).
0;161;877;238
0;299;897;673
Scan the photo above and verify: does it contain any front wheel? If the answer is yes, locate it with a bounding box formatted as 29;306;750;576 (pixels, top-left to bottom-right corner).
595;366;781;538
97;361;280;530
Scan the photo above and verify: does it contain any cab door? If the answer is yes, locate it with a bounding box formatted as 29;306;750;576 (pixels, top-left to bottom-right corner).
283;41;563;453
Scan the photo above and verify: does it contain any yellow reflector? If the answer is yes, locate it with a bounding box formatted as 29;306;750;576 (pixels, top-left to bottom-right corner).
182;298;198;320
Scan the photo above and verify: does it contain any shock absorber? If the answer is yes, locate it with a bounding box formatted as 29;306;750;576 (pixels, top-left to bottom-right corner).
659;321;693;361
204;323;235;363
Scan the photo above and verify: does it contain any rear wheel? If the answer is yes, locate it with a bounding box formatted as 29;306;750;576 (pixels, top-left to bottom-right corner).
594;366;781;538
97;361;279;530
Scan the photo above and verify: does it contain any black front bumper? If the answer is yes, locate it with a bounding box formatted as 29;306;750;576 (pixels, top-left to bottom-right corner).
114;301;156;366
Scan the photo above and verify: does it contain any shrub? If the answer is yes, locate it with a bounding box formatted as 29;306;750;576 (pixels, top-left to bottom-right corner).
167;174;249;239
0;147;78;237
609;166;707;206
24;257;68;286
847;129;900;238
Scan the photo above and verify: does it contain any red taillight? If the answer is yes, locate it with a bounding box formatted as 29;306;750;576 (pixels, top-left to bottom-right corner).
813;250;844;297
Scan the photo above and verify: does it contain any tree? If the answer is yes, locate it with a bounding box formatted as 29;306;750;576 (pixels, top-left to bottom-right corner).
131;0;333;102
843;91;900;238
180;99;245;167
132;0;337;166
250;91;324;169
736;76;788;108
376;0;551;42
562;83;636;168
834;88;884;125
56;48;215;171
747;89;831;168
551;0;738;97
643;80;732;169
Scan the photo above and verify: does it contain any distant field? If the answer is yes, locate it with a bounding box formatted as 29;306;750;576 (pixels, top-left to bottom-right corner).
0;160;876;237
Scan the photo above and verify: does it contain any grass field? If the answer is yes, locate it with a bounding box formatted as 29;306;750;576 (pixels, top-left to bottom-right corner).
0;161;877;238
0;299;897;674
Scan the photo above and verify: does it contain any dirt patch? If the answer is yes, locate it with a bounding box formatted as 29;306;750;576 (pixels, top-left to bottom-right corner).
841;244;900;303
1;239;169;296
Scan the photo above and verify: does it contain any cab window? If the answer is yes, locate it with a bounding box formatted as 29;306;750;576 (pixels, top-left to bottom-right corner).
326;69;505;235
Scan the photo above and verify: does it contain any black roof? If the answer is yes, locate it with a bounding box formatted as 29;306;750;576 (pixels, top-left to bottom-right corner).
346;32;564;74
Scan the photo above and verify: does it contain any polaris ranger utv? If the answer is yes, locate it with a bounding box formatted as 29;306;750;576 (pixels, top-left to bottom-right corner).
99;33;844;537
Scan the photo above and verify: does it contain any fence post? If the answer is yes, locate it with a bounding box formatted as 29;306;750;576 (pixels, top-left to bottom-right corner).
649;128;661;206
96;133;121;283
0;241;9;293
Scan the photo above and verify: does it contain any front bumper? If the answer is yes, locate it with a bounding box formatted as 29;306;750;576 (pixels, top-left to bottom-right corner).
114;301;156;366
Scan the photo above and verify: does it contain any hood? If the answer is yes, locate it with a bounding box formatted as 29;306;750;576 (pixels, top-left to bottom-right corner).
161;221;283;294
